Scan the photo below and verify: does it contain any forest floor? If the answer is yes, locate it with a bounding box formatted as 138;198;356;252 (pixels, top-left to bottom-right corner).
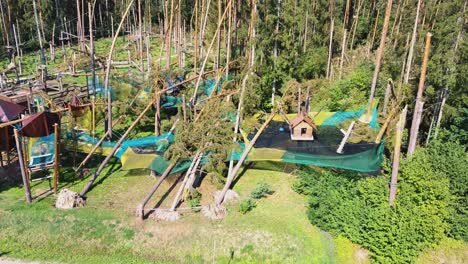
0;158;368;264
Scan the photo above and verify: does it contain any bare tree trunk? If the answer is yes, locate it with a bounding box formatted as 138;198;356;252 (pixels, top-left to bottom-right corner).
165;0;174;70
136;162;177;219
369;8;380;52
326;18;334;79
216;111;276;205
303;8;308;52
33;0;47;81
191;0;231;105
216;0;222;69
403;0;422;84
249;0;257;67
0;0;9;45
407;32;432;155
339;29;347;79
389;105;407;206
364;0;393;121
225;0;232;79
138;0;144;72
104;0;136;139
89;3;96;97
193;0;199;71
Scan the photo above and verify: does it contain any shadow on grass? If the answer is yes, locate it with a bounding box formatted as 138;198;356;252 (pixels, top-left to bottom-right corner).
145;174;182;219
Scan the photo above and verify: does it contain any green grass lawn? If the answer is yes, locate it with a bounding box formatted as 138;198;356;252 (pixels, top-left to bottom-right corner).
0;160;369;264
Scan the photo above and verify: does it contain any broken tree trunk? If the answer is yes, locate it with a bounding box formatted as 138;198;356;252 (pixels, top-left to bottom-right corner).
337;121;355;154
363;0;393;122
389;105;407;206
78;73;213;197
169;152;202;211
404;0;422;84
227;73;249;180
191;0;232;105
136;162;177;219
407;32;432;155
216;111;277;205
326;18;334;79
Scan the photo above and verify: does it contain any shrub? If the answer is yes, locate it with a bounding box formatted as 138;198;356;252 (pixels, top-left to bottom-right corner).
187;190;202;212
296;143;454;263
250;182;274;199
239;199;257;214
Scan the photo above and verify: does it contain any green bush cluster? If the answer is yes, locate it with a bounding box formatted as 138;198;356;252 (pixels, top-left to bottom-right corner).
239;199;257;214
250;182;275;199
238;182;275;214
294;139;466;263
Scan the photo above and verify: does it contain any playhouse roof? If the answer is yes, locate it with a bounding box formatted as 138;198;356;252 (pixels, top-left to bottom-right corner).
0;99;26;123
290;111;316;129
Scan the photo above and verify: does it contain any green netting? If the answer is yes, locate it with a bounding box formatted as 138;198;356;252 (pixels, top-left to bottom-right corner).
65;101;383;174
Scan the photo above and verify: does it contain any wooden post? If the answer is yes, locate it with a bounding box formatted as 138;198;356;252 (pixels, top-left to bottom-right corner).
337;121;355;154
91;97;95;136
14;128;32;203
407;32;432;155
389;105;407;206
53;123;59;193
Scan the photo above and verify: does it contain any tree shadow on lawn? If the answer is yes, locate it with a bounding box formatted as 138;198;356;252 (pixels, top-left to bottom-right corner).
144;174;183;219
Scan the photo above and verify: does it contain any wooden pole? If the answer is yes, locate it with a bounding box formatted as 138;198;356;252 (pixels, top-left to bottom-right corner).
407;32;432;155
53;123;59;193
14;128;32;203
389;105;407;206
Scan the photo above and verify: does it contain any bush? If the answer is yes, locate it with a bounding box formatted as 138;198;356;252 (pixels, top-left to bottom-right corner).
295;143;455;263
239;199;257;214
250;182;274;199
187;190;202;212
